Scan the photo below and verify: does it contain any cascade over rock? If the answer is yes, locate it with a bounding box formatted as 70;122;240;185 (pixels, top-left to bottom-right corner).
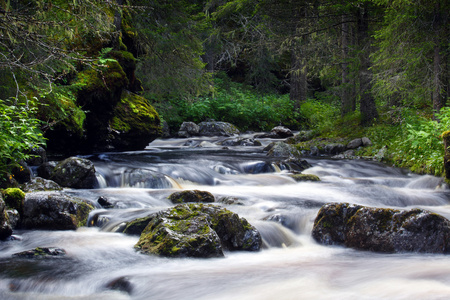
312;202;450;253
49;157;98;189
134;203;262;258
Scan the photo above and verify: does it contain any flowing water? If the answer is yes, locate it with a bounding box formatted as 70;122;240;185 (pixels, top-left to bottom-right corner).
2;135;450;299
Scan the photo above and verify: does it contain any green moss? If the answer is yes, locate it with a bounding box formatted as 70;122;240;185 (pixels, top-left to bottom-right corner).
289;174;321;182
2;188;25;212
111;90;161;134
74;200;95;228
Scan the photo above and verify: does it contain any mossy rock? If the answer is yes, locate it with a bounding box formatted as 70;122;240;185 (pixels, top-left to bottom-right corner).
289;174;320;182
312;202;450;253
110;90;161;150
134;204;262;258
168;190;215;204
2;188;25;214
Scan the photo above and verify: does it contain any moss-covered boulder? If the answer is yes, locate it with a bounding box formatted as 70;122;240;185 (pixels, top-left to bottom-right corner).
109;90;161;150
265;142;302;158
289;174;320;182
198;121;239;137
312;202;450;253
22;192;95;230
2;188;25;214
0;195;13;240
168;190;215;204
13;247;67;259
134;204;262;258
50;157;98;189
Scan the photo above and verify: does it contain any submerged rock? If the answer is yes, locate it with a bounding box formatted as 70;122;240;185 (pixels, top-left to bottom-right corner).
22;192;95;230
312;202;450;254
50;157;98;189
13;247;66;258
134;204;262;258
168;190;215;204
289;174;320;182
105;276;133;295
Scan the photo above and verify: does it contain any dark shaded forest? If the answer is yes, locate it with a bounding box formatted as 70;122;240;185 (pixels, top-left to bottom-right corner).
0;0;449;180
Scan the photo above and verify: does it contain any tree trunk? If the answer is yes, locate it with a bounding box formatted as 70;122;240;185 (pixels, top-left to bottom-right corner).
341;15;352;116
290;44;307;109
357;4;378;126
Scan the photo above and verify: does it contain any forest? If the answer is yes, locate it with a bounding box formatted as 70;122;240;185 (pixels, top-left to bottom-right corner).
0;0;449;184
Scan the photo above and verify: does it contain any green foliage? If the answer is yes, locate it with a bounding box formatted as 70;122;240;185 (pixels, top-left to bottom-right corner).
299;99;339;133
1;188;25;212
0;98;45;179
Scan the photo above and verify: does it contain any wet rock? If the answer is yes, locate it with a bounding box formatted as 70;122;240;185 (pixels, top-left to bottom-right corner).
13;247;66;258
98;196;114;209
6;209;20;229
270;126;294;138
266;142;302;158
324;143;346;155
122;168;172;189
50;157;98;189
25;146;48;166
20;177;62;193
346;138;362;149
178;122;200;138
218;197;244;206
135;204;262;258
105;276;133;294
168;190;215;204
122;215;155;235
37;161;58;179
280;157;312;172
312;202;450;253
219;138;262;147
198;121;239;137
289;174;320;182
0;195;12;240
22;192;95;230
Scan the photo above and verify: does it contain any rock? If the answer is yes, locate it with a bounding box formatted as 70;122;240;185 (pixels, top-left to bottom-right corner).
11;162;31;184
266;142;302;158
270;126;293;138
218;197;244;206
374;145;388;162
134;204;262;258
21;177;62;192
161;120;171;138
105;276;133;294
178;122;200;138
362;137;372;147
332;150;357;159
6;209;20;229
220;138;262;147
324;143;346;155
50;157;98;189
294;130;315;142
346;138;362;149
0;195;12;240
289;174;320;182
22;192;95;230
280;157;312;172
122;215;155;235
97;196;114;209
1;188;25;215
168;190;215;204
37;161;58;179
312;202;450;253
198;121;239;137
13;247;66;258
25;146;47;166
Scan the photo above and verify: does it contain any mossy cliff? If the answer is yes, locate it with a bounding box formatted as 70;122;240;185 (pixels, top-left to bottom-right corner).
44;49;160;154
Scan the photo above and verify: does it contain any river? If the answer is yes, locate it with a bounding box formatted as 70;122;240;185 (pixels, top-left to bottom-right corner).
1;135;450;299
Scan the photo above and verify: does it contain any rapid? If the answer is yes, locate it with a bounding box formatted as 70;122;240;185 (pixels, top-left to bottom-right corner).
1;135;450;300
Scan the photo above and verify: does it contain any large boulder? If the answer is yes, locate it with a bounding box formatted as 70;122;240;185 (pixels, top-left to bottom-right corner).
265;142;302;158
198;121;239;137
134;204;262;258
178;122;200;138
21;177;62;193
0;195;12;240
22;192;95;230
50;157;98;189
312;202;450;254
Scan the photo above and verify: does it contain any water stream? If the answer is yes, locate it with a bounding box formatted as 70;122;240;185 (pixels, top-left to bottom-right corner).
1;135;450;299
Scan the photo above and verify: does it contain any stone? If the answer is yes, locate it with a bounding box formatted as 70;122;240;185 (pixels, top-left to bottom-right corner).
25;146;48;166
324;143;346;155
13;247;66;258
270;126;294;138
346;138;362;149
168;190;215;204
289;174;320;182
50;157;98;189
134;204;262;258
312;202;450;254
220;138;262;147
0;195;12;240
22;192;95;230
266;142;302;158
361;137;372;147
178;122;200;138
37;161;58;179
20;177;62;192
198;121;239;137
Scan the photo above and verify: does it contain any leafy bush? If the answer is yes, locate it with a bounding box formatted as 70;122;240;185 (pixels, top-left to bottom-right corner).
298;99;339;133
0;98;46;180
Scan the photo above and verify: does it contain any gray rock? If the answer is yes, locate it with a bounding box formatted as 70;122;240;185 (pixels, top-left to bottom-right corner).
178;122;200;138
266;142;302;158
168;190;215;204
220;138;262;147
6;209;20;229
270;126;294;138
25;146;48;166
0;196;12;240
37;161;58;179
22;192;95;230
312;202;450;254
50;157;98;189
198;121;239;136
362;137;372;147
21;177;62;192
13;247;66;258
324;143;346;155
346;138;362;149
